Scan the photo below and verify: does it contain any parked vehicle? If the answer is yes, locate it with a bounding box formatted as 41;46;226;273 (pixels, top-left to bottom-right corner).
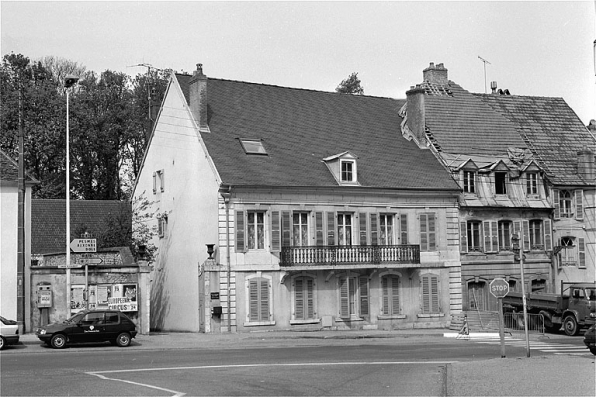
0;316;20;350
584;324;596;355
36;309;137;349
503;282;596;336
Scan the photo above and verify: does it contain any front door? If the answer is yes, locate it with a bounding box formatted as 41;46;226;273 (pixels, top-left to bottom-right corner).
468;282;487;311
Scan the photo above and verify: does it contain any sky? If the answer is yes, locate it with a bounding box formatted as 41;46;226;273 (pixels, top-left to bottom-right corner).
2;1;595;124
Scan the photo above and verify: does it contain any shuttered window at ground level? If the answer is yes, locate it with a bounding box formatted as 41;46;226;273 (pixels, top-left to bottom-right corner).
421;274;440;314
338;276;369;318
294;277;315;320
382;275;400;315
248;278;270;322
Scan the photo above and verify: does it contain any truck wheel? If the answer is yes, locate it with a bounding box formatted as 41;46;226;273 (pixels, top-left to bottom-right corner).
563;315;578;336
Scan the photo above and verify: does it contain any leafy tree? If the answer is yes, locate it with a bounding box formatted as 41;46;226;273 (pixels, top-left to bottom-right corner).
335;72;364;95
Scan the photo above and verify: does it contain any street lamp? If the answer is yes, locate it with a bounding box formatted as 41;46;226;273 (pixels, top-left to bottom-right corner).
65;75;78;316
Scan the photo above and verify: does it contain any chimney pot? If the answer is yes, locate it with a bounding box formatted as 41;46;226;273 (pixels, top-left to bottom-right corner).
423;62;448;86
189;63;209;132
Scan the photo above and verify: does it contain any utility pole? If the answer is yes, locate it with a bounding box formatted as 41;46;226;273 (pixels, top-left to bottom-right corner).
17;79;25;333
478;56;491;94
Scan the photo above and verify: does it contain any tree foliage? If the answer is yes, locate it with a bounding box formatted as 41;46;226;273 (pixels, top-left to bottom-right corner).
335;72;364;95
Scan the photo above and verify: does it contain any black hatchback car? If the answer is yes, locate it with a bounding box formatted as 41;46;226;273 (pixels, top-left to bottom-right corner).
36;309;137;349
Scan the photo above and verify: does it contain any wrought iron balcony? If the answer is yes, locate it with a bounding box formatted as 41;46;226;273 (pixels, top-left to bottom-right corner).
280;245;420;267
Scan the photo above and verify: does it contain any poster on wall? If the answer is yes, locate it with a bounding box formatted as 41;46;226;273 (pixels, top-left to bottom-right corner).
108;283;138;312
70;285;85;313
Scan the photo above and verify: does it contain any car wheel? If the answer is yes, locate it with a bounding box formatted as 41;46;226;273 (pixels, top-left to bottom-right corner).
50;334;67;349
563;315;578;336
115;332;131;347
0;336;5;350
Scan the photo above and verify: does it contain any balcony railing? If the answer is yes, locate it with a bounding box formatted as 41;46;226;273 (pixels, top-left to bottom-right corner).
280;245;420;267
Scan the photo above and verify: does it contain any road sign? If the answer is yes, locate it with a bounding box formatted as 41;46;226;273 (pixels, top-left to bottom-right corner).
70;238;97;252
77;257;103;265
490;278;510;298
58;263;82;269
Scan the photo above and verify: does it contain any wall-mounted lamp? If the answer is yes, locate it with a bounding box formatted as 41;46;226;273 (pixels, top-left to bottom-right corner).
206;244;215;259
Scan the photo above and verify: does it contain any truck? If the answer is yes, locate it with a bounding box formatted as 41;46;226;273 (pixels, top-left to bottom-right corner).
502;282;596;336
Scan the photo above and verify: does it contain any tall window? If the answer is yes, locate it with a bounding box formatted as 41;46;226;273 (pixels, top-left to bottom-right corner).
294;277;315;320
158;215;168;238
419;213;436;252
248;277;271;322
421;274;440;314
381;275;400;315
467;221;482;252
337;214;352;246
247;212;265;249
560;236;576;266
495;172;507;195
339;276;368;318
560;190;573;218
526;173;538;195
340;160;354;182
529;220;543;250
463;171;476;193
498;221;512;251
292;213;309;246
379;215;394;245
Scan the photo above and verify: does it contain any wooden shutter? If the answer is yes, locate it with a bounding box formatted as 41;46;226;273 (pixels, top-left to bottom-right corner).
400;214;408;244
422;275;430;313
391;276;400;315
306;278;314;318
553;189;560;220
260;279;269;321
359;277;369;316
544;219;553;251
315;212;324;246
327;212;336;245
339;277;349;317
282;211;291;247
483;221;498;252
420;214;428;251
295;278;304;320
235;210;245;252
160;170;165;192
431;276;439;312
522;220;530;251
578;238;586;268
428;214;436;251
460;221;468;253
249;279;259;321
422;274;439;313
382;277;389;315
370;213;378;245
271;211;281;251
359;213;368;245
575;190;584;220
152;172;156;194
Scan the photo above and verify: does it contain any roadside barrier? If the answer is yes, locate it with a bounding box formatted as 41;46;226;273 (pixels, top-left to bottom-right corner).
504;312;545;335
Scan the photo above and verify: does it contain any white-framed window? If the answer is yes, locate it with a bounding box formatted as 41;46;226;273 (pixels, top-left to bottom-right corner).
338;275;369;318
560;236;576;266
529;220;543;250
559;190;573;218
381;273;401;316
153;169;165;194
526;172;538;195
467;221;482;252
292;212;309;247
498;220;512;251
292;275;316;322
379;214;394;245
463;170;476;193
240;139;267;155
420;273;440;314
247;211;265;250
495;172;507;195
337;213;353;246
340;159;356;182
158;215;168;238
245;274;273;326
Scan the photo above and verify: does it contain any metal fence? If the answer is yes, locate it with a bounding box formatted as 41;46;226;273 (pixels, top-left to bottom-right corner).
504;312;545;335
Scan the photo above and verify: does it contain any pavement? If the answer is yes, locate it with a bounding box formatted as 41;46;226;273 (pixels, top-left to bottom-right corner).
5;328;596;396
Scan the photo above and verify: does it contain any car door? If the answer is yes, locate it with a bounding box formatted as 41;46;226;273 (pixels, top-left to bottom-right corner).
74;312;105;343
101;311;121;341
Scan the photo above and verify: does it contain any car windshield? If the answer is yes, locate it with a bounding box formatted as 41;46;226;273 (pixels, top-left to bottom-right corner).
0;316;8;325
66;312;86;323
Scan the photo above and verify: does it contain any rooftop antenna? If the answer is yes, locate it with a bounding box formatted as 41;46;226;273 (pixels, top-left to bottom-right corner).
478;56;491;94
128;63;164;121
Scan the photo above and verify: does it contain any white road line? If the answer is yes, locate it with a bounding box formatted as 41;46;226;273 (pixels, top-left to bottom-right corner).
88;372;186;397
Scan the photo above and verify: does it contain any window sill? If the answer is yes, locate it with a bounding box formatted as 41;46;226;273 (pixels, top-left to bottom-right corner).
335;316;364;322
243;320;276;327
290;319;321;325
417;313;445;318
378;314;407;320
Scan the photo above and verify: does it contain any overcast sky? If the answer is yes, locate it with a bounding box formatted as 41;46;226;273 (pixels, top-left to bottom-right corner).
2;1;595;124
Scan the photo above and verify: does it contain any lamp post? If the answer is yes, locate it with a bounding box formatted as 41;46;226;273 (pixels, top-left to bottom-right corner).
64;75;78;315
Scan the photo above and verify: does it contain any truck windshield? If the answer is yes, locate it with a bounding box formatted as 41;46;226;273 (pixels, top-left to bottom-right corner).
587;288;596;301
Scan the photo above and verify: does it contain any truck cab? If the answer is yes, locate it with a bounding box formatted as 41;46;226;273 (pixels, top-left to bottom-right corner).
562;283;596;335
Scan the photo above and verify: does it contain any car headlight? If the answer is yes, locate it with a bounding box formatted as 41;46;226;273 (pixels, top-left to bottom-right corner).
590;312;596;318
38;329;47;335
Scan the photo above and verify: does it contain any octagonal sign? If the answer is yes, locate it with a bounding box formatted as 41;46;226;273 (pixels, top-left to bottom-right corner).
490;278;510;298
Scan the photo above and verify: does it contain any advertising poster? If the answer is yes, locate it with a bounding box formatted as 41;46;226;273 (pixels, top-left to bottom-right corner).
108;283;138;312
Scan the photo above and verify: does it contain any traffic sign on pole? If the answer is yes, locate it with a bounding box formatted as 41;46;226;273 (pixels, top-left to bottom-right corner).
70;238;97;253
77;258;103;265
490;278;509;298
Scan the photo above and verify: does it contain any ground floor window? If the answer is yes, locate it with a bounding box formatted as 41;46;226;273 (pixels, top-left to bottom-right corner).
421;273;440;313
293;276;315;320
247;276;271;323
381;275;401;315
338;276;369;318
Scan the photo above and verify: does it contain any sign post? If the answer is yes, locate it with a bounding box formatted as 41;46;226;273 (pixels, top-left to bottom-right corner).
490;278;510;358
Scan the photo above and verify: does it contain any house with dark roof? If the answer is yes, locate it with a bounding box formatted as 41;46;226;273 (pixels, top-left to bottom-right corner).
133;64;463;333
402;63;595;331
0;149;37;327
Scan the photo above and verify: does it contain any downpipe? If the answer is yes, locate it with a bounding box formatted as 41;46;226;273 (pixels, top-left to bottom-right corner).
220;186;232;333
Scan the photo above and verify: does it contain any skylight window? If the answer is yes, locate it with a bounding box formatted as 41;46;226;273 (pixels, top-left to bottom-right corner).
240;139;267;155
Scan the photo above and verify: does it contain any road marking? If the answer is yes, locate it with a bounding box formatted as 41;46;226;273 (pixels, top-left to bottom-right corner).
88;372;186;397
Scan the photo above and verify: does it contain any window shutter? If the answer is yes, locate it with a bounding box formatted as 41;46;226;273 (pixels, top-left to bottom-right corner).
575;190;584;220
460;221;468;253
431;276;439;312
359;213;368;245
391;276;400;315
327;212;336;245
235;210;245;252
249;280;259;321
260;279;270;321
160;170;165;192
578;238;586;268
553;189;560;220
544;219;552;251
295;278;304;320
400;214;408;244
522;220;530;251
491;221;498;251
483;221;492;252
271;211;281;251
382;277;389;315
420;214;428;251
282;211;291;247
421;275;430;313
428;214;436;251
339;277;349;317
359;277;369;316
152;172;156;194
306;278;314;318
370;213;378;245
315;212;324;246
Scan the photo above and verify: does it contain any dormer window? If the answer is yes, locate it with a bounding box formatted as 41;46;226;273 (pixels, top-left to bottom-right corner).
495;172;507;195
463;170;476;193
526;172;538;195
240;139;267;155
323;151;359;186
341;160;355;182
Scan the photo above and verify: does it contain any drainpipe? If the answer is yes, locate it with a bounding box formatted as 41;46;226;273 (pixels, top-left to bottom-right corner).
220;186;232;333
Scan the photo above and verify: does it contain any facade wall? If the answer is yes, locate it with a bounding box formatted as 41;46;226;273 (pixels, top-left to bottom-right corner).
1;185;18;320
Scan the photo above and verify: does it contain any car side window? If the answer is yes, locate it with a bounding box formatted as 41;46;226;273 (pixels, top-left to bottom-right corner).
81;312;104;325
104;313;119;324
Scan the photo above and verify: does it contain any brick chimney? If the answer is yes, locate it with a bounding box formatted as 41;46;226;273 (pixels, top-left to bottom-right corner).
577;147;595;181
189;63;209;132
423;62;448;86
405;84;427;149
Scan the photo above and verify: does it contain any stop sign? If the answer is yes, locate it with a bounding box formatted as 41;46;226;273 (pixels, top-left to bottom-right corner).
490;278;510;298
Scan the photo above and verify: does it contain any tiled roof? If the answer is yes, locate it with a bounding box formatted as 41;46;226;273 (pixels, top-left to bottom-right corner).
31;199;131;254
175;75;459;191
0;149;39;184
475;94;596;186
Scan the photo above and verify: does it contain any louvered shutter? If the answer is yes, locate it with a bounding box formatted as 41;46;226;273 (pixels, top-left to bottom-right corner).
522;220;530;251
544;219;553;251
327;212;336;245
359;213;368;245
400;214;408;244
382;277;389;315
553;189;560;220
359;277;369;316
483;221;492;252
428;214;436;251
421;275;430;313
260;279;270;321
315;212;324;246
575;190;584;220
391;276;400;315
249;280;259;321
422;274;439;313
431;276;439;312
420;214;428;251
460;221;468;253
271;211;281;251
339;277;349;317
578;238;586;268
235;211;245;252
295;278;304;320
370;213;378;245
282;211;291;247
491;221;498;251
306;278;314;318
